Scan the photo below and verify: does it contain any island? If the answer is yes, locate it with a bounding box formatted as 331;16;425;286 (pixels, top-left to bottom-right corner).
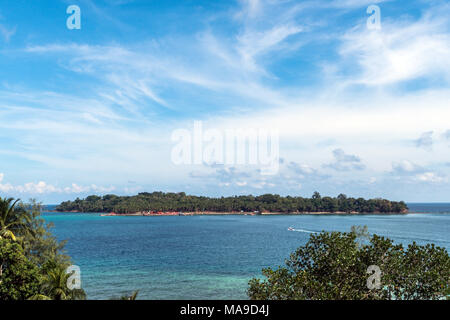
55;192;408;215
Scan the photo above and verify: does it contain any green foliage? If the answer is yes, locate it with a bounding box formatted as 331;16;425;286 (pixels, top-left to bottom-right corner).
0;197;31;241
56;192;408;214
0;239;41;300
248;227;450;300
17;200;71;268
35;262;86;300
0;196;86;300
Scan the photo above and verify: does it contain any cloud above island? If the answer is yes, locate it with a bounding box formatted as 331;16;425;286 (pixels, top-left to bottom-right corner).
0;173;115;195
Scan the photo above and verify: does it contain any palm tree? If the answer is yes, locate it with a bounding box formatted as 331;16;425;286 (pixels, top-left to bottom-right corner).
40;265;70;300
28;263;86;300
0;197;31;241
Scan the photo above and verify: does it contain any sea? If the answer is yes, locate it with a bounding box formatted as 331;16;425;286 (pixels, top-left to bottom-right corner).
41;203;450;300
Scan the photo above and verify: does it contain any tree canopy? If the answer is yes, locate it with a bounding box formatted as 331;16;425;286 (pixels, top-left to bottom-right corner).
0;239;41;300
0;196;86;300
56;192;408;214
248;228;450;300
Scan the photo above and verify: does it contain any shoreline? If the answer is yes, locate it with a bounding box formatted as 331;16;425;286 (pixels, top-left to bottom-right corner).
51;210;412;216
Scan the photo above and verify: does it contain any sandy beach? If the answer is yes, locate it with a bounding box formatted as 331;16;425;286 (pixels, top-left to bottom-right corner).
98;210;408;217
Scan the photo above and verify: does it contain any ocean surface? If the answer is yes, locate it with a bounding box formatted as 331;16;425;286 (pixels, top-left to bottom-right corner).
41;203;450;300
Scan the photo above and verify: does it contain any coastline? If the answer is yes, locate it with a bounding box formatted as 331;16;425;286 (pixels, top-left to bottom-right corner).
51;210;410;216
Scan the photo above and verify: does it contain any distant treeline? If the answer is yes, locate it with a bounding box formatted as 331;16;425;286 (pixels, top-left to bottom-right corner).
56;192;408;214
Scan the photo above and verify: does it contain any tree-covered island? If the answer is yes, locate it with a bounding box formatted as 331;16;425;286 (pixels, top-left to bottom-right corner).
56;192;408;215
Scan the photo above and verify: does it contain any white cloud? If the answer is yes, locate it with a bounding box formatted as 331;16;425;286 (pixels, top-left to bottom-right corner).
391;160;422;174
235;0;262;19
189;159;329;193
237;24;303;72
389;162;447;184
0;173;115;195
339;6;450;86
323;148;365;171
415;172;447;183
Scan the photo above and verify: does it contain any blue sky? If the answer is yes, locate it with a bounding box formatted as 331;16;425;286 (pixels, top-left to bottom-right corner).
1;0;450;203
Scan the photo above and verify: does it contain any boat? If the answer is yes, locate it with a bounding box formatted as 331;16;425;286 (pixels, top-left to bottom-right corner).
288;226;294;231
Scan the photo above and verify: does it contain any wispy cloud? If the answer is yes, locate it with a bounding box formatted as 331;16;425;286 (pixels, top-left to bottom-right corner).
338;4;450;86
323;149;365;171
389;161;447;184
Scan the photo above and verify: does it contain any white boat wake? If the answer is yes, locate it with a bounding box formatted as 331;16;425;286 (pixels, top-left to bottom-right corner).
287;227;317;233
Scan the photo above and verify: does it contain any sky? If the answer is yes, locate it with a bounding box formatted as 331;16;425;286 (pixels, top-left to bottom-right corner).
0;0;450;203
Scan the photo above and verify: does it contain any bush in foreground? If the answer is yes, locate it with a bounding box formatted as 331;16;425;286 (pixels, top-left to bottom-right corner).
0;239;41;300
0;196;86;300
248;228;450;300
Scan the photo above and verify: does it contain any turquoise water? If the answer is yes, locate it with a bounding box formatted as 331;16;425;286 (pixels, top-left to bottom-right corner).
42;203;450;300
